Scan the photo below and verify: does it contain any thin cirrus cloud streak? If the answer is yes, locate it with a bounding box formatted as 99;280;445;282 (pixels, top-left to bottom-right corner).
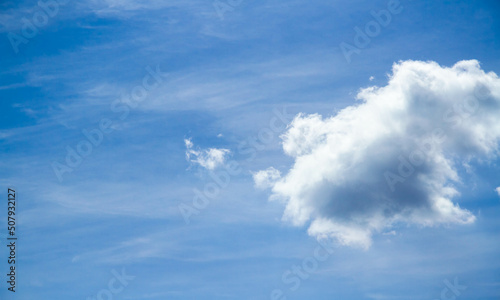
256;59;500;249
82;0;207;15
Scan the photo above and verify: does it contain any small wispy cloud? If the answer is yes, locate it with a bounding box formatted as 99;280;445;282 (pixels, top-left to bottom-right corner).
496;187;500;197
382;230;397;236
253;167;281;189
185;138;230;170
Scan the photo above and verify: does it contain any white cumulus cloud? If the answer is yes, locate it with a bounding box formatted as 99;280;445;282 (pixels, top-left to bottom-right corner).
185;138;230;170
259;60;500;248
496;187;500;197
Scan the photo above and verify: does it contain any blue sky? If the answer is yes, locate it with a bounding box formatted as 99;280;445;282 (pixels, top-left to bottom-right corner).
1;0;500;299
